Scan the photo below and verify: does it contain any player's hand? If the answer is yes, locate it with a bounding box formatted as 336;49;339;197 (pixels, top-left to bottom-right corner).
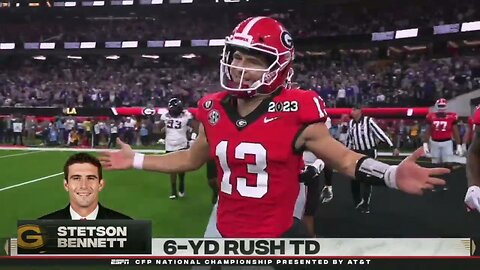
99;138;135;170
465;186;480;213
422;142;430;154
393;148;400;156
300;165;319;186
395;147;449;195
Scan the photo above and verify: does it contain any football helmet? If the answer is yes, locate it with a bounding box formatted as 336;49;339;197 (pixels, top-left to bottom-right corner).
435;98;448;111
168;98;183;117
220;16;295;98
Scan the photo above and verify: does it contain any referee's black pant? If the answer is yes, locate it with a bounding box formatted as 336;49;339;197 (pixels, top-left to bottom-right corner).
351;148;376;207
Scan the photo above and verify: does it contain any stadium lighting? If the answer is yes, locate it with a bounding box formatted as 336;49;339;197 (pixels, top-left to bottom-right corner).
106;55;120;60
461;21;480;32
33;56;46;61
0;43;15;50
65;1;77;7
67;56;82;60
141;54;160;59
395;28;419;39
182;53;197;59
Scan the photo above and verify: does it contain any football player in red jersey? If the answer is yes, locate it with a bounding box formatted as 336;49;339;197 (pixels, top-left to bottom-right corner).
423;98;463;169
100;17;449;238
466;106;480;212
465;107;480;256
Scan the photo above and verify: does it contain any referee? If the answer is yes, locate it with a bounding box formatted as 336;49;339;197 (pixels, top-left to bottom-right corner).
346;105;399;213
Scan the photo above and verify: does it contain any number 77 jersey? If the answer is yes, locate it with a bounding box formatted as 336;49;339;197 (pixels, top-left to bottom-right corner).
196;89;328;238
426;112;458;141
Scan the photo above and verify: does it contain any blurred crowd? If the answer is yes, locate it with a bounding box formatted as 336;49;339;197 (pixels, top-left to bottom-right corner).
0;113;470;152
0;0;477;42
0;52;478;109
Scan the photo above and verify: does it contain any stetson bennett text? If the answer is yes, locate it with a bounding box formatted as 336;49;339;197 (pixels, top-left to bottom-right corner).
57;226;127;248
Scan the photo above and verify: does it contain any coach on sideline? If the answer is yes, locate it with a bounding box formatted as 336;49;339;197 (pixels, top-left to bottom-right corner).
39;153;131;220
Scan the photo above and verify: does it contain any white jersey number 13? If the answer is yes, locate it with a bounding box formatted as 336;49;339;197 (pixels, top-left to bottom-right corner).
215;141;268;198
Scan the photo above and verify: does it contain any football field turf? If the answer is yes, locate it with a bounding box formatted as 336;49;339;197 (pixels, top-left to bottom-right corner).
0;149;214;239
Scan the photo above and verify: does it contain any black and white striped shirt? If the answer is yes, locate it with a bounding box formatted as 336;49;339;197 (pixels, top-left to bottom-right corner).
346;116;393;151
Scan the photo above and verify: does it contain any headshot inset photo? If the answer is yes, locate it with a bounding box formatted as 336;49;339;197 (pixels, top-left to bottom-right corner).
39;152;131;220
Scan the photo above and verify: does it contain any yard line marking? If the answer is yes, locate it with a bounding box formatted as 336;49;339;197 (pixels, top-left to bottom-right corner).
0;172;63;192
0;151;41;159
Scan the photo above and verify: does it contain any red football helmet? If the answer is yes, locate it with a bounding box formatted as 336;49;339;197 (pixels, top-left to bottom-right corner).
220;16;295;98
435;98;448;111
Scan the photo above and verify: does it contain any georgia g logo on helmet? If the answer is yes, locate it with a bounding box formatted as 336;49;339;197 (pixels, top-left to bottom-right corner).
281;31;293;49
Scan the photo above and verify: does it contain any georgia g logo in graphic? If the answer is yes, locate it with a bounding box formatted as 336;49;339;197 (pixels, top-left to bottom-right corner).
17;224;45;249
281;31;293;49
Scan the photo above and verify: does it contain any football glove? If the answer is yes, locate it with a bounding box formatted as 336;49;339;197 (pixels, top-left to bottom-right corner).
300;165;319;186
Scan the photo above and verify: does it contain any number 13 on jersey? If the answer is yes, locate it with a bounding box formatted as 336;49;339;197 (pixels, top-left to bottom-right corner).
215;141;269;199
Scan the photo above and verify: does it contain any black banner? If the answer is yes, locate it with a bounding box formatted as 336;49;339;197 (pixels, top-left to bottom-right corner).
1;257;480;270
17;220;151;254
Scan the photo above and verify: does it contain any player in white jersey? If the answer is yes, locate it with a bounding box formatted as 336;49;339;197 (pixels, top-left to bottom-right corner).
160;98;194;199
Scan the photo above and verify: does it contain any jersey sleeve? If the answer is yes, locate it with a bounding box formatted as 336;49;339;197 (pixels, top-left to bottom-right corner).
184;110;193;120
160;113;167;121
196;97;210;126
451;113;459;124
188;108;199;120
473;108;480;125
297;90;328;125
426;113;433;124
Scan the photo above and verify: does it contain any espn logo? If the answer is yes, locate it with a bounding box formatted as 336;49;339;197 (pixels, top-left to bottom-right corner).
111;259;130;265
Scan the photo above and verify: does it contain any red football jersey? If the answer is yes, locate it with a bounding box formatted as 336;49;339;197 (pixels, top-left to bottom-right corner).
426;112;458;141
472;107;480;126
196;89;327;237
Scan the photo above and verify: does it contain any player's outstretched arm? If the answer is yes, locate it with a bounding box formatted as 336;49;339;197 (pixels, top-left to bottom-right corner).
99;124;210;173
298;122;449;195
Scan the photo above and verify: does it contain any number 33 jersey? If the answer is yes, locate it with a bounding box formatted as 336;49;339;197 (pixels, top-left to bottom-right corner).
196;89;327;237
160;111;192;151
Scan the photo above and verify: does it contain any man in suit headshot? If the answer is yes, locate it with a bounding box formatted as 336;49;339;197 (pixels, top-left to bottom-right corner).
39;152;131;220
